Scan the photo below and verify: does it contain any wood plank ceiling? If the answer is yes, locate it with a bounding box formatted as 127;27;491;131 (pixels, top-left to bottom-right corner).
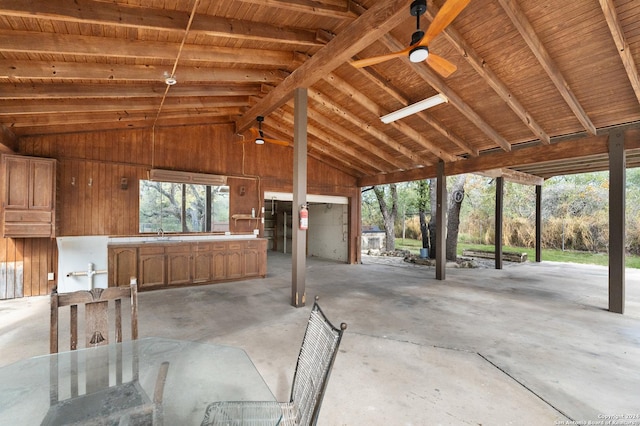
1;0;640;184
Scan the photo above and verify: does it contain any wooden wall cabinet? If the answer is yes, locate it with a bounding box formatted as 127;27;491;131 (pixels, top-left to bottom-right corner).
108;239;266;291
2;154;56;238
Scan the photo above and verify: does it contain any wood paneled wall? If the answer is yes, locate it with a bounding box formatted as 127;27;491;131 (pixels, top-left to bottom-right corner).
1;123;358;298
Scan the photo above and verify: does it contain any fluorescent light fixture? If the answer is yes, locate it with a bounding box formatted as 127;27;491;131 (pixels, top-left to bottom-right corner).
380;94;448;124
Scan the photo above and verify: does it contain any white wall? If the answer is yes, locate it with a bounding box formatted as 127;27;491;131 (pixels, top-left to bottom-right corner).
308;203;348;262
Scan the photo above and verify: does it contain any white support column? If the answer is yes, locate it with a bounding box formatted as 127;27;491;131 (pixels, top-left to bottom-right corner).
292;88;308;308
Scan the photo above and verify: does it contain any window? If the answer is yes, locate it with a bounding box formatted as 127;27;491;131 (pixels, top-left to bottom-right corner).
139;180;229;233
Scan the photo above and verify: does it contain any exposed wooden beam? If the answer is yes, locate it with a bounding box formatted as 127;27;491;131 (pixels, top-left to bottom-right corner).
427;5;551;145
0;1;325;47
307;86;421;167
358;129;640;186
498;0;597;136
476;168;544;186
0;30;299;68
0;60;286;83
323;73;467;160
0;83;262;100
5;108;243;130
233;0;356;19
235;0;414;133
379;34;512;152
598;0;640;105
273;107;386;175
0;97;250;115
305;104;405;171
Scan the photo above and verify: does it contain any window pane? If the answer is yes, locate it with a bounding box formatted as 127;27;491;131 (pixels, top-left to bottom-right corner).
139;180;229;233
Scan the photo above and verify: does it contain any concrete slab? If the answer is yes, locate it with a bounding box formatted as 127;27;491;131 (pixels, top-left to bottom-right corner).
1;252;639;425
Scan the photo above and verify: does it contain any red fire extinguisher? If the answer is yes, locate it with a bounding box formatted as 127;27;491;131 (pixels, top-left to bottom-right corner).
299;204;308;230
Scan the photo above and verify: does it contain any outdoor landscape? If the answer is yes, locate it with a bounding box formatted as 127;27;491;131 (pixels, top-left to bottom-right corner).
361;169;640;269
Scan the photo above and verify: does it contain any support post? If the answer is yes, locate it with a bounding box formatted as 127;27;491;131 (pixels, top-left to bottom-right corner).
435;161;446;280
609;131;625;314
292;88;308;308
495;177;504;270
535;184;542;263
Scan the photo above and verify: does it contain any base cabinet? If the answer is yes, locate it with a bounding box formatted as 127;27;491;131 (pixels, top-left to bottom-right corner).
108;239;266;290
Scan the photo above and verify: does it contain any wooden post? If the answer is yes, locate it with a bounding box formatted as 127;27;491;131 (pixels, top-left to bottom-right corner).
495;177;504;270
609;132;625;314
292;88;308;308
536;184;542;263
436;161;446;280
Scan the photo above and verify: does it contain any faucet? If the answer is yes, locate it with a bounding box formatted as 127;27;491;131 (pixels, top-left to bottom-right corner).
157;228;164;238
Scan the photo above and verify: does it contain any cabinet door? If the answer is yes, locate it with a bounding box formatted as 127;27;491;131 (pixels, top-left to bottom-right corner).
166;245;191;285
212;244;227;280
4;156;29;210
29;159;54;210
109;247;138;287
193;243;214;283
226;243;243;279
139;247;166;289
244;240;266;277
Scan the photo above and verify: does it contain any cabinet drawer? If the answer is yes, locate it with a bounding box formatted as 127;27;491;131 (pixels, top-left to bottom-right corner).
138;246;165;255
4;210;52;222
165;244;191;254
193;242;214;252
227;242;243;250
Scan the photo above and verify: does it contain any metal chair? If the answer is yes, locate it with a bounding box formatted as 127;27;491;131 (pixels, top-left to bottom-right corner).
47;278;169;425
201;296;347;426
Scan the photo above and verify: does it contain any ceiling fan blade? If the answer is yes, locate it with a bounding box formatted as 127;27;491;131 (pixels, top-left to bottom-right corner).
263;137;290;146
420;0;471;46
249;127;260;138
351;48;411;68
426;53;457;78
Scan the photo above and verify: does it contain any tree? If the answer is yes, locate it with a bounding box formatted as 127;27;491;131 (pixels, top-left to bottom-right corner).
371;184;398;251
446;175;467;260
417;180;429;250
428;178;437;258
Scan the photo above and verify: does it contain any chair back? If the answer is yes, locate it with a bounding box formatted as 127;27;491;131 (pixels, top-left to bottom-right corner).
50;278;138;354
289;298;347;426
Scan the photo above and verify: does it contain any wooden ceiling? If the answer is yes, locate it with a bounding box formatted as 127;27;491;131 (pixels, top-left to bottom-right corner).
2;0;640;184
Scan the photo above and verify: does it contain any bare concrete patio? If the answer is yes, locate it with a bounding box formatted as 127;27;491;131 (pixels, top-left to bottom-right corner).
1;252;639;425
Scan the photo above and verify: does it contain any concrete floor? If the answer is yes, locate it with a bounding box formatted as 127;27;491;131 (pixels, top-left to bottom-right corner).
2;252;640;425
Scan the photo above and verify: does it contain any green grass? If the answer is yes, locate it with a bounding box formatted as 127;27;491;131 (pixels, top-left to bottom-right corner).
395;238;640;269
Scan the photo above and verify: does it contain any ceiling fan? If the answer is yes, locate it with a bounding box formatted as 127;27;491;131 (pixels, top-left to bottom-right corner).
248;116;289;146
350;0;470;78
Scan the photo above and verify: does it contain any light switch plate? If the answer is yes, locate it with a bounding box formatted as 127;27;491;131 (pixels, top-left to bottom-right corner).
47;272;55;281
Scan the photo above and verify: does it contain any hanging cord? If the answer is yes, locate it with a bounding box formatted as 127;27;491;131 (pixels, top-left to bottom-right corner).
151;0;200;155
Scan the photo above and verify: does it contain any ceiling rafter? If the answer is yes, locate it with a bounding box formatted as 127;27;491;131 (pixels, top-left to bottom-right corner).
380;34;512;152
233;0;356;19
598;0;640;105
0;83;262;100
270;109;380;175
0;1;327;47
246;119;364;177
235;0;414;133
0;30;300;68
498;0;597;136
0;60;287;83
0;96;250;116
307;85;422;166
304;101;406;171
343;68;478;157
426;5;551;145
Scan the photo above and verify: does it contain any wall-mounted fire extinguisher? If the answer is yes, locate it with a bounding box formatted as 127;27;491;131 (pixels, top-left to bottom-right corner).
299;204;308;230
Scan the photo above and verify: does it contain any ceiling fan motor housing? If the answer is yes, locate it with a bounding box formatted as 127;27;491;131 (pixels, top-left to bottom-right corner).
410;0;427;16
